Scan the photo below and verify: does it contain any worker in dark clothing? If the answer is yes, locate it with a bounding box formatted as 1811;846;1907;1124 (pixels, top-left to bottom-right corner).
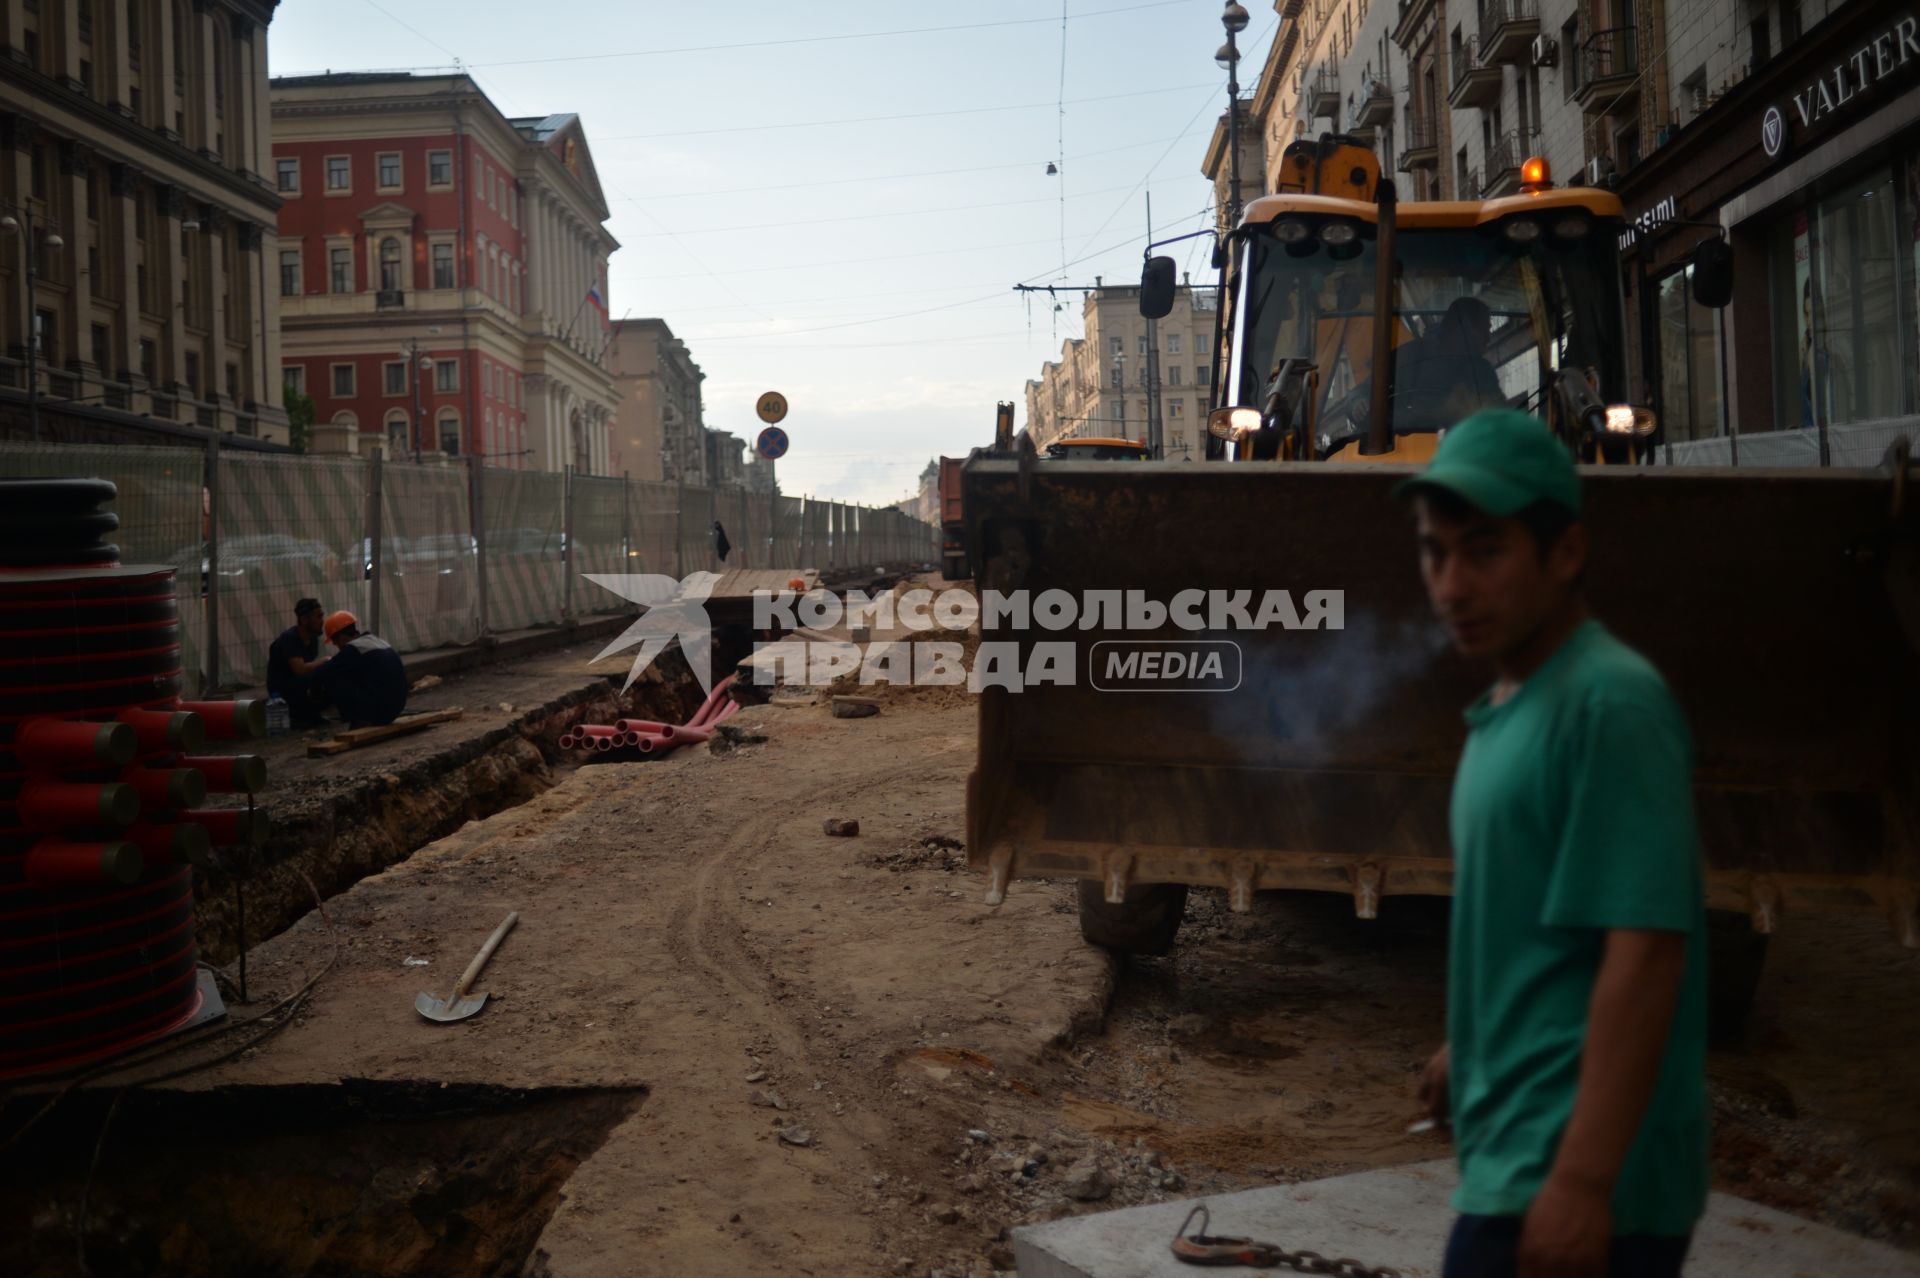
315;610;409;729
267;598;332;727
1395;297;1506;432
713;519;732;563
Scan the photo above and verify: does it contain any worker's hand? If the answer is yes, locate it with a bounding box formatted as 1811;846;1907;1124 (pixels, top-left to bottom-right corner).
1517;1173;1611;1278
1416;1043;1449;1124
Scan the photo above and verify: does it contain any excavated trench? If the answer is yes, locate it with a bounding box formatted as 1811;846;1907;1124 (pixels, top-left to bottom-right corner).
192;642;714;966
0;1081;642;1278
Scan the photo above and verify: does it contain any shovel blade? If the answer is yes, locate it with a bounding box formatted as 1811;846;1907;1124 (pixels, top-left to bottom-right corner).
415;989;489;1023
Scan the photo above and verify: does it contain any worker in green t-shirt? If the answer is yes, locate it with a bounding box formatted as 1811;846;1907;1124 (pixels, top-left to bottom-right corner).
1396;409;1709;1277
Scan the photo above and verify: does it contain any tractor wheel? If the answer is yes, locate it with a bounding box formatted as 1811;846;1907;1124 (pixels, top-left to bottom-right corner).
1076;880;1190;956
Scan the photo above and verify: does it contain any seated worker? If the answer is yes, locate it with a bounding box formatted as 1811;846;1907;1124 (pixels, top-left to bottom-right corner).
315;610;409;729
267;598;332;727
1394;296;1506;432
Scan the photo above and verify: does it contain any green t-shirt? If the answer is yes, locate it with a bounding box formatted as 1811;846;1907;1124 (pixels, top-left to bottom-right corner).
1447;619;1709;1235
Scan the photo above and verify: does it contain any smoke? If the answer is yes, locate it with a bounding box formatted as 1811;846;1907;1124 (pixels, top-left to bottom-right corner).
1203;610;1455;762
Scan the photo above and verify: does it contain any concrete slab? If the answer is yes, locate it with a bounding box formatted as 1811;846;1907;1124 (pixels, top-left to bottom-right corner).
1011;1160;1920;1278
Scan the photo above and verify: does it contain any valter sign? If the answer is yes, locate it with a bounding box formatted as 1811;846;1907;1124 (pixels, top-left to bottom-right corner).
1763;15;1920;157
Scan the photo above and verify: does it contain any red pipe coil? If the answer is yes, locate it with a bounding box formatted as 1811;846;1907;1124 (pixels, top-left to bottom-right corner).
13;718;137;769
177;754;266;794
122;821;212;870
15;780;142;830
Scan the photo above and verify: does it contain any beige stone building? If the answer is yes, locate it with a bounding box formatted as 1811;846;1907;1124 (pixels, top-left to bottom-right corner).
610;317;703;484
1022;281;1220;459
0;0;288;443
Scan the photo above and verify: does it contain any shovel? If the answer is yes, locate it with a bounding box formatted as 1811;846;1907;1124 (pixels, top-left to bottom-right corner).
416;911;518;1023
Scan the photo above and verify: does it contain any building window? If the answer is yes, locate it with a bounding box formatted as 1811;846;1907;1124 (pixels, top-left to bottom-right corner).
226;362;239;403
275;157;298;192
91;323;109;372
1197;363;1210;385
428;150;452;186
326;155;350;191
438;409;462;455
279;248;300;296
183;350;199;396
431;241;455;290
379;237;403;292
377;152;402;190
386;409;409;453
485;167;496;208
383;361;406;395
331;363;356;397
284;364;305;396
140;339;157;384
1108;336;1122;356
1169;399;1185;418
1167;332;1181;354
1109;368;1123;389
1169;365;1183;387
1562;18;1580;98
1111;399;1125;422
329;246;351;293
434;360;459;393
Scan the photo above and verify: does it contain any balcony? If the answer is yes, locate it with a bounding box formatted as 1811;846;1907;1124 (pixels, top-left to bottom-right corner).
375;288;406;310
1479;0;1540;63
1354;70;1395;129
1456;166;1482;200
1393;0;1440;48
1449;36;1503;109
1309;70;1341;122
1399;113;1440;171
1575;27;1638;112
1481;128;1540;195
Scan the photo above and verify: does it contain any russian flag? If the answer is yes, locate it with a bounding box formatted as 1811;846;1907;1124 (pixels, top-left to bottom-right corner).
586;282;607;317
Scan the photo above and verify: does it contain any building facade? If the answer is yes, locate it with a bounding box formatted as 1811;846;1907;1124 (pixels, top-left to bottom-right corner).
1022;280;1220;457
270;73;619;473
609;316;703;484
1;0;288;442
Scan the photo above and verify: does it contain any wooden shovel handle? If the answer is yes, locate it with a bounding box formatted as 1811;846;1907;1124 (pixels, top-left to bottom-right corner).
452;911;518;998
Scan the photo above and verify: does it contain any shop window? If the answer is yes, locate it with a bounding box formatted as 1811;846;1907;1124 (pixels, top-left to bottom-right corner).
1657;267;1722;444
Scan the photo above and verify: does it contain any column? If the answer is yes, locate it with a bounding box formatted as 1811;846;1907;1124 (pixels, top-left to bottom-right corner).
238;220;269;416
110;0;137;119
56;0;83;91
58;142;92;386
158;0;183;144
1;115;31;359
537;194;555;325
156;184;186;396
193;0;219;161
248;23;271;181
110;164;140;397
202;208;227;426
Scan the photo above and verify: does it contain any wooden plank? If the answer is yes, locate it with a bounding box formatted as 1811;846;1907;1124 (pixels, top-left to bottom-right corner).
306;708;465;757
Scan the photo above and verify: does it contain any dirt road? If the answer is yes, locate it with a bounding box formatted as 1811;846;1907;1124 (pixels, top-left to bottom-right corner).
8;613;1917;1277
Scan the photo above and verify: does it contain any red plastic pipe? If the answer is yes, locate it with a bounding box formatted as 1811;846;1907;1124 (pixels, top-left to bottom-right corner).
22;840;143;887
123;821;213;869
182;807;269;848
16;780;141;829
176;699;267;742
177;754;266;794
116;708;205;753
613;718;669;735
122;766;208;811
13;719;137;770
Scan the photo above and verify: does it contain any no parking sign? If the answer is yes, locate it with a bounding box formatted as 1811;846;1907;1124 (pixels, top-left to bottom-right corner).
756;426;789;460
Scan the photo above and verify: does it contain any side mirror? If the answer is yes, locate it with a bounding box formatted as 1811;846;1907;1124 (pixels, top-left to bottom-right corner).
1690;237;1733;308
1140;256;1176;319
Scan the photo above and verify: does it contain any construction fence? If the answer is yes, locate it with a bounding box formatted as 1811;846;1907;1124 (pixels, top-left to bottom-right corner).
0;444;938;692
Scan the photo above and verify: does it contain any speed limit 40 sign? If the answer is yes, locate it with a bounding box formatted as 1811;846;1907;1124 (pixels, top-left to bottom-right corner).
756;391;789;424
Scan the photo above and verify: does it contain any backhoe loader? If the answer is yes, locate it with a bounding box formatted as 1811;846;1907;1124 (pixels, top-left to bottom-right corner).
963;136;1919;1031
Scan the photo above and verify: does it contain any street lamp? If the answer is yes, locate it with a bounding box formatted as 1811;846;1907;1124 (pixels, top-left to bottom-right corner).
1219;1;1250;227
2;208;66;442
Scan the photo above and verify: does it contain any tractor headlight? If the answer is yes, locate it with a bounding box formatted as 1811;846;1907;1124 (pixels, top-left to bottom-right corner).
1208;406;1263;441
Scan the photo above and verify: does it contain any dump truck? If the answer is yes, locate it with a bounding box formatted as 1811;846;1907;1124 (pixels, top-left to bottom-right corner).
962;136;1919;1030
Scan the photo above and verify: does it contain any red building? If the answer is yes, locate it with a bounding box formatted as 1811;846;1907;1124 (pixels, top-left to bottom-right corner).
269;72;618;471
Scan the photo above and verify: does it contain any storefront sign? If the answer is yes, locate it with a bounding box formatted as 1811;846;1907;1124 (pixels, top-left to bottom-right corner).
1763;15;1920;157
1619;194;1679;249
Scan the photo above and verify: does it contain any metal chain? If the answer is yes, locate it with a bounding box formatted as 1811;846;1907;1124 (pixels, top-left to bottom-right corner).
1171;1205;1402;1278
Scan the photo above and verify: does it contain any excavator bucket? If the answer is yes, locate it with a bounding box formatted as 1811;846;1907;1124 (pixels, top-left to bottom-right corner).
963;451;1920;943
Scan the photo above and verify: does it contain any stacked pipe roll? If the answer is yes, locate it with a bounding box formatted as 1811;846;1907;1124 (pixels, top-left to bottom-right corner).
0;478;267;1081
559;674;740;754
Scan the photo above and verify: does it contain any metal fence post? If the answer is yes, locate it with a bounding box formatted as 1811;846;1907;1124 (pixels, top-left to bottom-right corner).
203;434;221;694
620;469;631;570
562;464;576;623
367;451;385;636
470;453;490;639
674;468;685;579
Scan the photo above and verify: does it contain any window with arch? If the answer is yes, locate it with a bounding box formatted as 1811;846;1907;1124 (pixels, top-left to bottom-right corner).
437;408;462;456
385;408;409;454
379;237;402;292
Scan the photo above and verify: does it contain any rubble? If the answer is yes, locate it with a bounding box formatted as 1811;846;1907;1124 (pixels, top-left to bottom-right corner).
823;818;861;837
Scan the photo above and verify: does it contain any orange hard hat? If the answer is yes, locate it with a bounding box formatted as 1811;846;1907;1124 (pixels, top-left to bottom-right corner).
324;610;358;641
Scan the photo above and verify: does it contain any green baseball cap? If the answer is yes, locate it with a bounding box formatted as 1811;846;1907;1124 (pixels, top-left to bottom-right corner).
1392;408;1582;517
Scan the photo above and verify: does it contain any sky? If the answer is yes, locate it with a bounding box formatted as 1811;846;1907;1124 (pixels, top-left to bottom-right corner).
267;1;1276;505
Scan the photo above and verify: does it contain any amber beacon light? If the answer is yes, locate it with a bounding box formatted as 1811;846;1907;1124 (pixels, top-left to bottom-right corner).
1520;156;1552;193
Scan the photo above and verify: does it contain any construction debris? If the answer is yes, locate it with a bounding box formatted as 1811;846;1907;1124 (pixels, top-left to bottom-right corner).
832;696;880;720
823;818;861;837
305;708;465;757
